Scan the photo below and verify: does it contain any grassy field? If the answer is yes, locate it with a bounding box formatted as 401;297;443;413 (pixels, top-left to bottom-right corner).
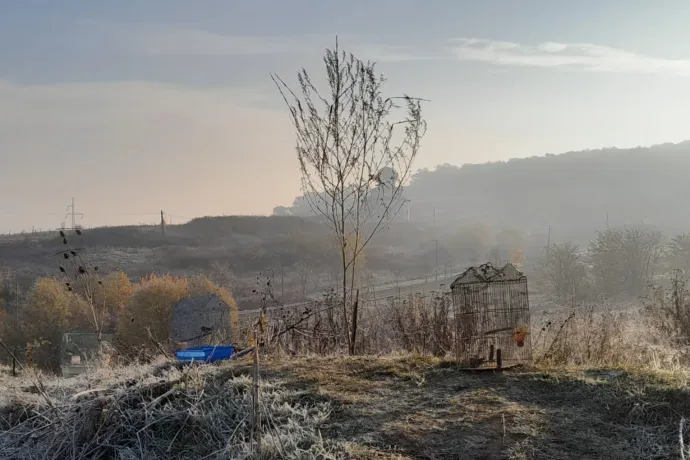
1;355;689;459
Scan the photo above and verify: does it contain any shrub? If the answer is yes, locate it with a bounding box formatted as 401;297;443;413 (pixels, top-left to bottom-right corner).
93;271;133;333
116;274;188;354
116;274;239;356
19;277;91;371
641;270;690;363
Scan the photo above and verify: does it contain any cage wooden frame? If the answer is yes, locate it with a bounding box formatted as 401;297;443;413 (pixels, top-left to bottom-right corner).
451;262;532;369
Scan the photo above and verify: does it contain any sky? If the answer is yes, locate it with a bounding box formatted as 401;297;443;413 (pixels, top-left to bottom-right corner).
3;0;690;232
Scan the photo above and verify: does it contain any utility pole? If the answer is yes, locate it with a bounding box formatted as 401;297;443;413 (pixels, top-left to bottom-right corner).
547;225;551;249
546;225;552;264
65;197;84;230
15;271;19;325
161;210;166;236
606;211;609;230
433;239;439;282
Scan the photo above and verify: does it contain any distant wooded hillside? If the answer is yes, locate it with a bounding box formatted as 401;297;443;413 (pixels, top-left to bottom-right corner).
279;141;690;242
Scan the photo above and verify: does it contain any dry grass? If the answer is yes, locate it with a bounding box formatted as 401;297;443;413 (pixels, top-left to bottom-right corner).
259;355;690;460
0;357;347;460
1;354;690;459
532;304;690;370
5;285;690;459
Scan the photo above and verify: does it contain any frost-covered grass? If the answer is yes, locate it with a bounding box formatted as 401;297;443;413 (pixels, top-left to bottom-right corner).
0;358;346;460
3;353;690;459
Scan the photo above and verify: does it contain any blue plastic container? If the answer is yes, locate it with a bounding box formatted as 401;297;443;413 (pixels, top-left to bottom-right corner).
175;345;235;363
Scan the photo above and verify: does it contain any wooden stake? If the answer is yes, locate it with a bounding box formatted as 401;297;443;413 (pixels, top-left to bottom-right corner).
252;331;261;452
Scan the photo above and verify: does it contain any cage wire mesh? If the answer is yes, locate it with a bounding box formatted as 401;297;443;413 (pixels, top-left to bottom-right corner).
451;262;532;369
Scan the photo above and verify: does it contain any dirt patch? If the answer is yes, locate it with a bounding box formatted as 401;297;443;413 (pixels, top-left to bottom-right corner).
262;356;690;459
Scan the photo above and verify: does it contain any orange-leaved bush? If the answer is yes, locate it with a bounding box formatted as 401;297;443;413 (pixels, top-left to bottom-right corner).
20;277;91;370
116;273;240;354
116;274;188;352
93;271;133;333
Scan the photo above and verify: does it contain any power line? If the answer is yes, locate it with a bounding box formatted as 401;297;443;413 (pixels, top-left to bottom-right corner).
166;213;192;220
1;208;196;234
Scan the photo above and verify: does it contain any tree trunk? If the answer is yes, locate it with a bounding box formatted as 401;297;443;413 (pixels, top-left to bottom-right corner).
349;288;360;355
342;252;352;352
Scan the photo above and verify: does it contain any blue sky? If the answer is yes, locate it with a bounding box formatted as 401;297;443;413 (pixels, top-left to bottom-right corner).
2;1;690;231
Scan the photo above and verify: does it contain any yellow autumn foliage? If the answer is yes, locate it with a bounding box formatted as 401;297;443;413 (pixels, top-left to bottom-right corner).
116;274;238;353
20;277;91;371
90;271;133;333
116;274;188;351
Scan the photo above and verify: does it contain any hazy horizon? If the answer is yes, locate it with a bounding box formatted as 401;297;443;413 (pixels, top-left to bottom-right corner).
4;1;690;232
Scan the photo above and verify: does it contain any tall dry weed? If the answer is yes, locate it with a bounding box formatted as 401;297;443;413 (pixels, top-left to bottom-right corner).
533;302;689;370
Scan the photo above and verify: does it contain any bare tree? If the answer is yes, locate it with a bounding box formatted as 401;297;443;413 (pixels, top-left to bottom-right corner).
540;242;587;303
668;233;690;274
589;227;665;297
273;40;427;354
294;257;314;297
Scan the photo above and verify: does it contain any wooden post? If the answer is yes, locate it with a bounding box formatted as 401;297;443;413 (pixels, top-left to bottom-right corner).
252;331;261;452
496;348;502;369
489;344;495;362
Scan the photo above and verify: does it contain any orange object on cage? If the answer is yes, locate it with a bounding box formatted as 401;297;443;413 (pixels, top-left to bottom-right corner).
513;327;527;347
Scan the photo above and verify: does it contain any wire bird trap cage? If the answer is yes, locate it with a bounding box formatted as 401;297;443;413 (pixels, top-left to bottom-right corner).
451;262;532;370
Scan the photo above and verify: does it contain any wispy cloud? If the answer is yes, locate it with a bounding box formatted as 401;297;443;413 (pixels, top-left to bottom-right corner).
65;19;690;76
91;21;420;61
450;38;690;76
87;20;445;62
136;27;324;56
135;25;690;76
